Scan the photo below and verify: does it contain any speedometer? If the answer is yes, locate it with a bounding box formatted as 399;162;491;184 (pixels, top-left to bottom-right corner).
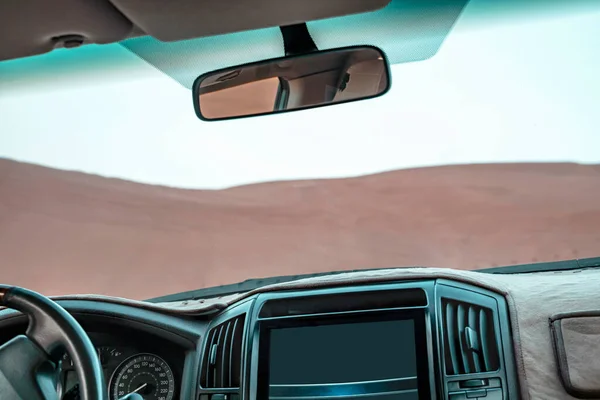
109;353;175;400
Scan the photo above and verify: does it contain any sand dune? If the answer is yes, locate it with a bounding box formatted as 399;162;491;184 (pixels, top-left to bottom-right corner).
0;158;599;299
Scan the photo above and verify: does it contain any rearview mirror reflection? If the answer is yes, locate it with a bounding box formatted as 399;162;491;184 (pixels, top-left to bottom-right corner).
192;46;390;121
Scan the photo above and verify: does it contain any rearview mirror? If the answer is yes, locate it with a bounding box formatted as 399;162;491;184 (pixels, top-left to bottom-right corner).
192;46;390;121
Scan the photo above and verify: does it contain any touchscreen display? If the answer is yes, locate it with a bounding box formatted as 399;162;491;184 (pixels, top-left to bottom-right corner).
267;319;420;399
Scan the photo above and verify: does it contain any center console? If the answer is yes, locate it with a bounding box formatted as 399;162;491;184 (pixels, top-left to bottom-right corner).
197;279;518;400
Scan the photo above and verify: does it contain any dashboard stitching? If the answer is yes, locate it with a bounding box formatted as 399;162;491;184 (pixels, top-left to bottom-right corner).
505;294;531;400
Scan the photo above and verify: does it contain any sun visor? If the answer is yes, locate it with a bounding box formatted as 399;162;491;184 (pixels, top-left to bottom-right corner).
120;0;468;89
0;0;133;61
108;0;391;41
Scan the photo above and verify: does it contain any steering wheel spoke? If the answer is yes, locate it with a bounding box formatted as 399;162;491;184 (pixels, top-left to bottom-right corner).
0;286;105;400
0;335;58;400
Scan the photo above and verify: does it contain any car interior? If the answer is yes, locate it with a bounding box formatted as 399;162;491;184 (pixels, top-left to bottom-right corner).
1;1;599;400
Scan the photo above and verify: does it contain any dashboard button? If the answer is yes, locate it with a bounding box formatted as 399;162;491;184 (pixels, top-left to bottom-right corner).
485;388;503;400
460;379;489;388
466;389;487;398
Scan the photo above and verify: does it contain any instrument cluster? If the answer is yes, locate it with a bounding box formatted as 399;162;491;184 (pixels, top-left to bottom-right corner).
60;345;176;400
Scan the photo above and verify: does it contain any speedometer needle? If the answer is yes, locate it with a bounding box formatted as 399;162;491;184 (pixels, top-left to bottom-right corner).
132;383;148;393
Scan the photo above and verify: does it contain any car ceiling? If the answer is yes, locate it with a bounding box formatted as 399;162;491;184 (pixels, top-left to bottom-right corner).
0;0;390;62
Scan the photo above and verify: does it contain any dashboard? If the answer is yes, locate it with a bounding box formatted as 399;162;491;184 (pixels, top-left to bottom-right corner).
1;266;600;400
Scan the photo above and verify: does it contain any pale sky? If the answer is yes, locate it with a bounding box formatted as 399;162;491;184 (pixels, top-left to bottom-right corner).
1;2;599;189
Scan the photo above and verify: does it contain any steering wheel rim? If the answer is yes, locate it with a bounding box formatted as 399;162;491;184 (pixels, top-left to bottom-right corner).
0;285;105;400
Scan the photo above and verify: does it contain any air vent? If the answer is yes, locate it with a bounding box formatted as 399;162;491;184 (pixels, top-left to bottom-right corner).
441;298;500;375
200;314;246;389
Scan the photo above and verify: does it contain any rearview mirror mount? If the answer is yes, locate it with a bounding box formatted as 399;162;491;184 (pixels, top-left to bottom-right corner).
192;45;391;121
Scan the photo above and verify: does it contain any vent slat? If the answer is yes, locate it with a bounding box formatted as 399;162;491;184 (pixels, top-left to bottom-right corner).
203;328;218;387
479;308;491;371
456;304;469;374
445;302;459;375
467;306;481;372
213;325;225;388
229;317;240;386
441;298;499;376
221;320;232;388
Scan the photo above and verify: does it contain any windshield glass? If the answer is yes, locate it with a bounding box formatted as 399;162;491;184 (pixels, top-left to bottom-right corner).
1;0;599;300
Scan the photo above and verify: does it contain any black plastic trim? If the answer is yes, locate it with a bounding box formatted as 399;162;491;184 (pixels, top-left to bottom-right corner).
146;268;418;303
481;257;600;274
258;287;426;318
147;256;600;303
280;23;318;56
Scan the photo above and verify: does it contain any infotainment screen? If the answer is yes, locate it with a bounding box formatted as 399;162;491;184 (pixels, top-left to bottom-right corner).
257;311;430;400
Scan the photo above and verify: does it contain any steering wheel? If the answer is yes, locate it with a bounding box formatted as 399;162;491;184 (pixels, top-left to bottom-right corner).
0;285;105;400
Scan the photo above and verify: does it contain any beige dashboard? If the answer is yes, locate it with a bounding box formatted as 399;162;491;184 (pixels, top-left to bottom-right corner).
39;266;600;400
249;267;600;400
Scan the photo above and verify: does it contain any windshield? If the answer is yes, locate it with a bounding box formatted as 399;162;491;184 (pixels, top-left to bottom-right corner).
1;0;599;300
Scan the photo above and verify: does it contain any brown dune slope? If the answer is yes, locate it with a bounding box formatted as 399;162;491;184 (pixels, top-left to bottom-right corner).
0;158;599;299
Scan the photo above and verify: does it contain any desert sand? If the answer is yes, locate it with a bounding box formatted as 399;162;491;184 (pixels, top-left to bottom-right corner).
0;158;599;300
